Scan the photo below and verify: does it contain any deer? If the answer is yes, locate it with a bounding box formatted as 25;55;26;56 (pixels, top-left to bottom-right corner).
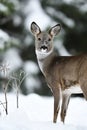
30;22;87;123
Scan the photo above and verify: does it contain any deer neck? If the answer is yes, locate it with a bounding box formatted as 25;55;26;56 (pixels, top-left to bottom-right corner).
36;49;56;74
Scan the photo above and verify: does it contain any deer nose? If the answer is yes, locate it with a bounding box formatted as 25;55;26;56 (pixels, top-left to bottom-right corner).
40;45;48;50
44;41;48;45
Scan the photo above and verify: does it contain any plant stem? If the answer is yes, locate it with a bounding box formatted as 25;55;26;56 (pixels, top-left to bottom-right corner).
17;89;19;108
5;90;8;115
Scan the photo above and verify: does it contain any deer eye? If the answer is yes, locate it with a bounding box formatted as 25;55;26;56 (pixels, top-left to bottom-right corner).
48;38;51;41
38;38;41;41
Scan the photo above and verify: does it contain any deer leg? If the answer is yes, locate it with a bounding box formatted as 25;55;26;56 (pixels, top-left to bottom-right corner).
53;89;60;123
80;82;87;100
60;93;71;123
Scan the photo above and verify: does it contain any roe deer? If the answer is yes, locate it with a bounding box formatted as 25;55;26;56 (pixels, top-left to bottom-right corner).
30;22;87;123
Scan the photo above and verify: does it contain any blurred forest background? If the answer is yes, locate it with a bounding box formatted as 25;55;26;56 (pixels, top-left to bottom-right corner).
0;0;87;96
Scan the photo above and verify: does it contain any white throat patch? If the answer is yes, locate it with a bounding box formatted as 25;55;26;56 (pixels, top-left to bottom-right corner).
36;49;53;60
35;49;53;73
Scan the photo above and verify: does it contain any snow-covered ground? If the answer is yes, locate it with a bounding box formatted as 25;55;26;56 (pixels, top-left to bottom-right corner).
0;93;87;130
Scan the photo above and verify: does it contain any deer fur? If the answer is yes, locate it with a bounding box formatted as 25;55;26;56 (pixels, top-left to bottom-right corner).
30;22;87;123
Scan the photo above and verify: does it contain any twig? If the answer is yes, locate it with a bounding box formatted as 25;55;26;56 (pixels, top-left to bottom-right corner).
0;101;6;114
0;62;10;115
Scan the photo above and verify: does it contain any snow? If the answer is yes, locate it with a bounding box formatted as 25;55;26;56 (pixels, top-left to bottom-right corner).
8;0;20;10
3;48;23;72
0;29;10;49
0;93;87;130
24;61;39;75
25;76;40;93
79;3;87;12
0;3;8;12
25;0;51;30
63;0;73;4
47;7;75;28
13;15;22;26
24;61;40;92
55;40;71;56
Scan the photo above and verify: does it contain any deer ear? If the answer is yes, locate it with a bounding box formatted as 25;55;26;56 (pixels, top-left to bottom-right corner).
31;22;41;35
49;24;61;37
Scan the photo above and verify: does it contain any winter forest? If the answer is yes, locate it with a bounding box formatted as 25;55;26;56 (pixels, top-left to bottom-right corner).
0;0;87;130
